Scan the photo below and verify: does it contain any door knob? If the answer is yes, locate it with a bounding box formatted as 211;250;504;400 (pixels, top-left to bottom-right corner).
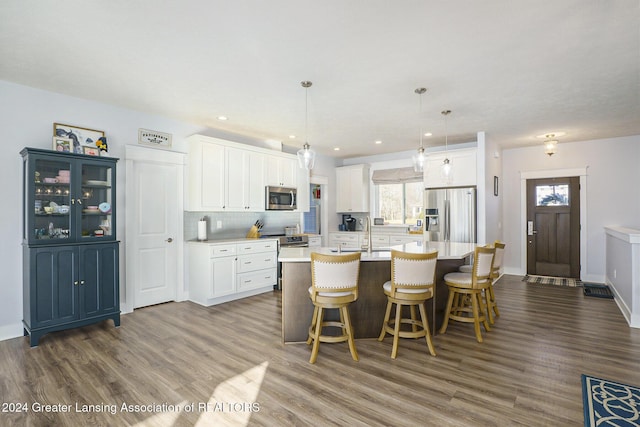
166;237;173;243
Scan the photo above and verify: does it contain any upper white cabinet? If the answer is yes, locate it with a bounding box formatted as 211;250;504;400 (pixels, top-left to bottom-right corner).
336;164;370;213
189;138;226;210
188;135;307;212
264;154;297;187
226;148;264;211
423;148;477;188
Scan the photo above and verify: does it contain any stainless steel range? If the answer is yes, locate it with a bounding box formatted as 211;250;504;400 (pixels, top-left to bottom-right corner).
270;235;309;290
278;235;309;248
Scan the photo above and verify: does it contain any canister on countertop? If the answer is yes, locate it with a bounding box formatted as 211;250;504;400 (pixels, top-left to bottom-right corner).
197;217;207;241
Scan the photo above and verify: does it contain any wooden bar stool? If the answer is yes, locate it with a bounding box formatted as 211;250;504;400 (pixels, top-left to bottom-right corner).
440;246;495;342
306;252;361;364
378;250;438;358
458;241;505;324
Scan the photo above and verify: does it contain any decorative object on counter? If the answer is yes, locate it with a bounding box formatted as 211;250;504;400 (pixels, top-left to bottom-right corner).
53;123;105;154
52;136;72;152
441;110;452;181
412;87;427;173
296;81;316;170
374;217;385;225
96;136;108;155
83;146;100;156
98;202;111;213
197;217;207;241
246;219;263;238
138;128;172;148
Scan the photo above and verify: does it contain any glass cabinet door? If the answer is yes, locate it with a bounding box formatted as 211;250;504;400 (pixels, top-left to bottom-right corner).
31;157;73;242
79;161;114;240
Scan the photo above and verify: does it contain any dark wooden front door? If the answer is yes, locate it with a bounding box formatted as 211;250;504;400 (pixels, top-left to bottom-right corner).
526;177;580;278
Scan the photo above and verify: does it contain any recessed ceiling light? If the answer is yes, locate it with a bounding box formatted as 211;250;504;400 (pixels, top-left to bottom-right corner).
536;131;566;139
334;147;340;151
424;132;432;137
217;116;228;121
289;135;296;139
375;140;382;144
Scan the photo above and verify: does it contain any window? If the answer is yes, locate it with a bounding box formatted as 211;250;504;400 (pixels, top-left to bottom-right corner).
377;181;423;225
536;184;569;206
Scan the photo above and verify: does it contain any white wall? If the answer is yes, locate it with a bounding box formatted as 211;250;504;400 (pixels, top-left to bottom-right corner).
501;135;640;281
0;80;294;340
480;132;503;245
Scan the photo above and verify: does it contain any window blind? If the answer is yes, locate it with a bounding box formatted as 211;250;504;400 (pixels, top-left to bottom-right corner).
371;167;423;184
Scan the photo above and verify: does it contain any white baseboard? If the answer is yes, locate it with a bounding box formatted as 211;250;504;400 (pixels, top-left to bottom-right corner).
0;322;25;342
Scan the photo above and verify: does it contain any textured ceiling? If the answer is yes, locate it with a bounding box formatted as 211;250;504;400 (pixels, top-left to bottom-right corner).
1;1;638;158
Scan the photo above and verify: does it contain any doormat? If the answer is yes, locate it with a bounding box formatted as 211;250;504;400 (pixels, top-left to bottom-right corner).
582;374;640;426
522;274;581;287
583;283;614;299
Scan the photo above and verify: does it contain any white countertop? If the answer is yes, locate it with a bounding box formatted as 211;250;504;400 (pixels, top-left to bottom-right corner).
278;241;475;262
187;237;279;245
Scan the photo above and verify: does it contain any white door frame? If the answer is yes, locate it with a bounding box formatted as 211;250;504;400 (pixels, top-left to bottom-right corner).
124;145;186;313
309;175;328;246
519;167;588;280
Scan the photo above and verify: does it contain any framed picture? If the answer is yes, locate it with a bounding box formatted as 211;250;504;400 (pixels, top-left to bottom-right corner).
52;136;72;153
494;176;499;196
53;123;105;154
83;146;100;156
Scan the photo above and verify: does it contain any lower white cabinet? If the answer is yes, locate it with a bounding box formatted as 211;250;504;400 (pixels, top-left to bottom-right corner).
308;235;322;247
188;239;277;306
329;232;360;248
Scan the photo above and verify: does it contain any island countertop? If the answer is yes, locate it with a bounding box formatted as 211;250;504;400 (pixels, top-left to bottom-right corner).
278;241;475;262
279;241;476;343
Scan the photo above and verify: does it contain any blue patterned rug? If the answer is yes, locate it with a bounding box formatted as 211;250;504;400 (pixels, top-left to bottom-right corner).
582;374;640;426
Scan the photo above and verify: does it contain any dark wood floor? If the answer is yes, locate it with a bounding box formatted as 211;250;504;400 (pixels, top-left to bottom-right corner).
2;275;640;426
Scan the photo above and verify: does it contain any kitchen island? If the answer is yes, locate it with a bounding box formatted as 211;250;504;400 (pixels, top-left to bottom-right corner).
279;241;475;343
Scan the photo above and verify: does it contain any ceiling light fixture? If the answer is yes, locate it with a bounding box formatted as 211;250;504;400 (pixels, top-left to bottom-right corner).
296;81;316;170
412;87;427;173
441;110;452;179
543;133;559;156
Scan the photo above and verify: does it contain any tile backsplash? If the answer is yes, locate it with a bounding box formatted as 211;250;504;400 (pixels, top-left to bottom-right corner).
184;211;302;241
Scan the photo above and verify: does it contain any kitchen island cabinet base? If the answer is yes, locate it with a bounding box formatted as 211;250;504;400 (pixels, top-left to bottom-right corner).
281;258;466;343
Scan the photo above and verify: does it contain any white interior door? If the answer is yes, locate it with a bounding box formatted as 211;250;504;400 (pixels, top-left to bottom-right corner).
126;147;184;309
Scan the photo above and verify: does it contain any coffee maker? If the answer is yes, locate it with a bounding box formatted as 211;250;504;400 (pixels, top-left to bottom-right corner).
342;214;357;232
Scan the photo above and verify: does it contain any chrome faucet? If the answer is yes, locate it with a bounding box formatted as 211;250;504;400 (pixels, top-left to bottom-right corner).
362;216;373;254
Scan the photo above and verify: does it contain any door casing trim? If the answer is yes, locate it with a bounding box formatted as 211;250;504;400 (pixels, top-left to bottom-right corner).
124;145;186;313
520;167;588;279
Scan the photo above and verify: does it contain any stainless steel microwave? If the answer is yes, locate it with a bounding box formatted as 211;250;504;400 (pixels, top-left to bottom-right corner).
265;186;297;210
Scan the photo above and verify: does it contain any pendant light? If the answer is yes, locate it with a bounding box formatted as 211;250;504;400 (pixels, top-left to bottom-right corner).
441;110;452;179
296;81;316;170
543;133;558;156
412;87;427;172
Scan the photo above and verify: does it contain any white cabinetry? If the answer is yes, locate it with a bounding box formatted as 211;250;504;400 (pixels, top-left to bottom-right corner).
424;148;477;188
329;231;423;249
265;154;297;187
226;148;264;211
360;234;390;248
188;239;277;306
308;235;322;247
329;232;360;248
188;135;306;212
336;164;370;213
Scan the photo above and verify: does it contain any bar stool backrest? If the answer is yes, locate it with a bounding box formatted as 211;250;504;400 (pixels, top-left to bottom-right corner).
472;246;496;289
390;250;438;296
310;252;361;300
491;241;506;279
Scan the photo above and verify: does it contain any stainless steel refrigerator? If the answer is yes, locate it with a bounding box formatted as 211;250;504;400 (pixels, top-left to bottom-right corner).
424;187;477;243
